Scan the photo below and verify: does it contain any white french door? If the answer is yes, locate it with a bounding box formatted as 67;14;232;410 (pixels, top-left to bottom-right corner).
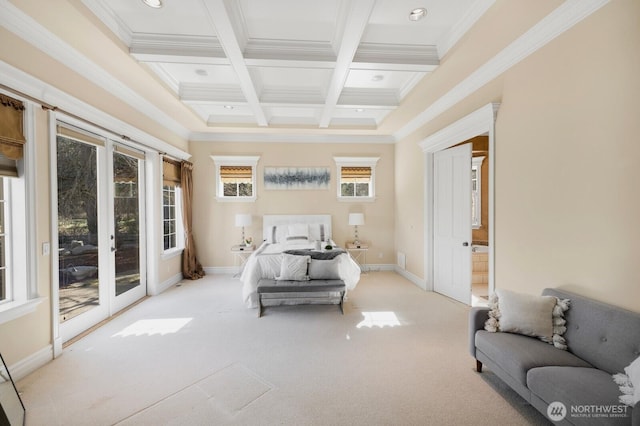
433;143;472;304
56;124;146;342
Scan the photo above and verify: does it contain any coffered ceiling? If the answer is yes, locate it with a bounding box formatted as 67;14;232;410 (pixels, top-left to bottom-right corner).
82;0;483;134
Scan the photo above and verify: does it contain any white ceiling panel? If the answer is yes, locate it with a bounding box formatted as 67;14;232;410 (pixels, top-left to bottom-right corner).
84;0;490;131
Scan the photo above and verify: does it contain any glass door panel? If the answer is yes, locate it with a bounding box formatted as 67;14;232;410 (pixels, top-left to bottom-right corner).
112;151;141;297
57;136;101;323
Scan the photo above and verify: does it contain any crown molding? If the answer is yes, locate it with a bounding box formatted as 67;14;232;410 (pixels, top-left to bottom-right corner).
354;42;439;67
81;0;133;46
0;59;190;160
437;0;497;59
189;132;394;144
130;33;226;62
395;0;611;141
244;38;336;62
0;0;190;140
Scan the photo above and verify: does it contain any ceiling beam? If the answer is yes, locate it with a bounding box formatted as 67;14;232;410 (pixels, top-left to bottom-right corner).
318;0;376;128
201;0;268;127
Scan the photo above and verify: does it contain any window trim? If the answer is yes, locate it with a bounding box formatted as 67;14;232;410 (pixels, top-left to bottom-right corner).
210;155;260;203
471;156;485;229
161;184;184;258
0;102;43;324
334;157;379;202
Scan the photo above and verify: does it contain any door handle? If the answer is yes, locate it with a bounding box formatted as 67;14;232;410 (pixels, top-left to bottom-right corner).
462;242;469;247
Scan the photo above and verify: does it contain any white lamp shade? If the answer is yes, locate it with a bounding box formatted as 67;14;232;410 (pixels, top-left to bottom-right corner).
235;214;252;227
348;213;364;226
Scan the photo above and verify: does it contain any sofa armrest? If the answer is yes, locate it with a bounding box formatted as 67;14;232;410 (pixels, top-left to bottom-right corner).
469;306;490;358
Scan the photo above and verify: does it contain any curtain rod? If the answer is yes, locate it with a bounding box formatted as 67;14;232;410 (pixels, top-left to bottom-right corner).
1;83;142;146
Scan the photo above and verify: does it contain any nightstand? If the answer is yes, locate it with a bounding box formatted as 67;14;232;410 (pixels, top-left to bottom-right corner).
346;243;368;272
231;245;254;276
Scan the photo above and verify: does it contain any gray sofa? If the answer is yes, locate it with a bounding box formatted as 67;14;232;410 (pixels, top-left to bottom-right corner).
470;288;640;425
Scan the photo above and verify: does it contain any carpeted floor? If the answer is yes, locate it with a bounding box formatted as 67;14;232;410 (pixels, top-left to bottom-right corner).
17;271;550;425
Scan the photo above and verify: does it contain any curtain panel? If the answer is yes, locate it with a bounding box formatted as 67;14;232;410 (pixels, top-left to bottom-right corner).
180;160;204;280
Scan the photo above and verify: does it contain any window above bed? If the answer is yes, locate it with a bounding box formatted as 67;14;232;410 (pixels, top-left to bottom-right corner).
334;157;379;202
210;155;260;202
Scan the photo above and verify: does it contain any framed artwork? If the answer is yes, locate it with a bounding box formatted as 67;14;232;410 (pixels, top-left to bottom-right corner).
264;167;330;190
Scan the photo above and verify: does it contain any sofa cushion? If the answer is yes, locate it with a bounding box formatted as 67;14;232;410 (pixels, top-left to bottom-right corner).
475;330;592;386
528;366;633;424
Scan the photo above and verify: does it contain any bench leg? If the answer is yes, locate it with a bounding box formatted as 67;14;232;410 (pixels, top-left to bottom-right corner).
476;360;483;372
258;295;263;318
339;292;345;315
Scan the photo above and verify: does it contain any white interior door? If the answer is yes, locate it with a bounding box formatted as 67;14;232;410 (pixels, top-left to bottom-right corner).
433;143;472;303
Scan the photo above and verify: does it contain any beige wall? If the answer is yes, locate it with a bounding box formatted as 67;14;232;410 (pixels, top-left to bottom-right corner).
494;0;640;312
394;0;640;312
0;107;52;365
189;141;395;268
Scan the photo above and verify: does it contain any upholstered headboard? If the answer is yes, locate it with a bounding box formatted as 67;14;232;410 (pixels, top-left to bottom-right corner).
262;215;332;243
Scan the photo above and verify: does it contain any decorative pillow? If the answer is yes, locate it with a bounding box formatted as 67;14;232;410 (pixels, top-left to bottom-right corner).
613;356;640;407
287;223;309;239
308;258;341;280
484;289;570;350
276;254;310;281
267;225;289;243
308;223;326;242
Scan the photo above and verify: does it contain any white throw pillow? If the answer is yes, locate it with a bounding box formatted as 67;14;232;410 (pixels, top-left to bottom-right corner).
484;289;570;350
624;356;640;406
613;356;640;407
308;258;341;280
276;254;310;281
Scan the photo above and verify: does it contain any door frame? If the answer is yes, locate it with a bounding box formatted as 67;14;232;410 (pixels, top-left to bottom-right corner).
49;113;151;354
419;103;499;304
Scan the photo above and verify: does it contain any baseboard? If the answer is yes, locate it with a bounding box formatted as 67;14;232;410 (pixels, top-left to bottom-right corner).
204;266;237;275
362;263;395;272
394;266;428;290
9;345;53;381
151;272;184;295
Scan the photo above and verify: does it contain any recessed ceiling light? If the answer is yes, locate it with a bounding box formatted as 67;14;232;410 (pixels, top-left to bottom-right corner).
355;108;365;113
142;0;163;9
224;105;234;110
372;74;384;82
409;8;427;21
195;69;208;76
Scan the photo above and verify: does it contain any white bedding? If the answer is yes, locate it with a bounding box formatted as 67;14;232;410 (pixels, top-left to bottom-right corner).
240;240;361;308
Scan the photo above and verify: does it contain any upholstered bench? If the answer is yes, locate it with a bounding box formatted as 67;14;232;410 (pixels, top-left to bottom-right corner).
256;278;346;317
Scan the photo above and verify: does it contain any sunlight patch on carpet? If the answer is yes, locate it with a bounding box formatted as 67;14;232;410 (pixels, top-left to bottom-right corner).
198;364;273;413
357;311;401;328
112;318;192;337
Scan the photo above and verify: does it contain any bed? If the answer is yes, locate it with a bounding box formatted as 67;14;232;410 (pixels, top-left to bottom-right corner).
239;215;361;309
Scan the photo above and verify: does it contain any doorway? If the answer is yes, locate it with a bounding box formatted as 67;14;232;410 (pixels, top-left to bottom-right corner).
419;103;498;305
55;122;147;343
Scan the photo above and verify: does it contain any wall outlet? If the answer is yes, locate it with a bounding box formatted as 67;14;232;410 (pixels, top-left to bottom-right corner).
42;242;50;256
